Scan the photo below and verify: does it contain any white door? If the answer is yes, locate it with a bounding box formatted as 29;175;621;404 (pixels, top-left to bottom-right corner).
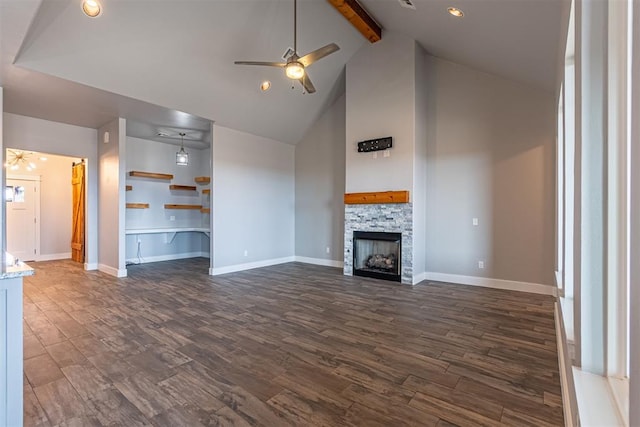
6;179;39;261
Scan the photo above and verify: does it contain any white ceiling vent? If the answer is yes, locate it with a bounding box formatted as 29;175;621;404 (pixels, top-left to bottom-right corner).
397;0;416;10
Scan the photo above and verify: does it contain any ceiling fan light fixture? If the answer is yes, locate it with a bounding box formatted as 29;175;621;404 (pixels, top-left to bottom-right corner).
82;0;102;17
285;62;305;80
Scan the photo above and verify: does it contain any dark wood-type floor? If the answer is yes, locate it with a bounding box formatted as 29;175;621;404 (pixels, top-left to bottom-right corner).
22;259;564;426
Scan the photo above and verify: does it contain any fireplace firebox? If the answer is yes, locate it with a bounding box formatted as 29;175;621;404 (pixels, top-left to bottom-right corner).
353;231;401;282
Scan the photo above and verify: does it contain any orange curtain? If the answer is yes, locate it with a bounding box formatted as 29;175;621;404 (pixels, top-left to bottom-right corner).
71;162;86;263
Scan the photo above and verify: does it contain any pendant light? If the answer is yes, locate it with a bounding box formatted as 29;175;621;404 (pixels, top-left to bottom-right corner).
176;133;189;166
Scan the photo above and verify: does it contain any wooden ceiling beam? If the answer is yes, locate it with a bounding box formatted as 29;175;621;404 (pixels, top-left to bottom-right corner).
327;0;382;43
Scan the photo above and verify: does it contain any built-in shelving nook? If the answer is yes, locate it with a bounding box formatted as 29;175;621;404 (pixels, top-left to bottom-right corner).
124;133;212;270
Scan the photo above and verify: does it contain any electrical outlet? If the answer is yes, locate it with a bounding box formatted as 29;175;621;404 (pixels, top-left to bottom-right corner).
478;261;485;269
326;246;330;254
373;152;378;159
383;150;390;158
170;215;176;221
244;250;248;257
472;218;479;226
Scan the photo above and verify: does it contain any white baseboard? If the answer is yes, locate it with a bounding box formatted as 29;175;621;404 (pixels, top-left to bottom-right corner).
412;272;427;285
98;264;127;278
424;272;557;296
209;256;295;276
84;263;98;271
294;256;344;268
36;252;71;262
126;252;210;265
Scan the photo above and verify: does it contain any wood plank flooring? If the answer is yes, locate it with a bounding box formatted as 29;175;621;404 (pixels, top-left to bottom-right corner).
22;258;564;426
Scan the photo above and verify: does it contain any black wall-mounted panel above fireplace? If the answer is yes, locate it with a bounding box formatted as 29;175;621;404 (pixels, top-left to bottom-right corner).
353;231;401;282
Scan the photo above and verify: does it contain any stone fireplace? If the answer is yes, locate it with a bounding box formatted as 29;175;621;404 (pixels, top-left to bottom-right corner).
344;199;413;284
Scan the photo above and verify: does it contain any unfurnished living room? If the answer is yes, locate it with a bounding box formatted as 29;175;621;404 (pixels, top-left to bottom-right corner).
0;0;638;426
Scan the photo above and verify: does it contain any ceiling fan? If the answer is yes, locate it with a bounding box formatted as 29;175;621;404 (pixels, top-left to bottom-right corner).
234;0;340;94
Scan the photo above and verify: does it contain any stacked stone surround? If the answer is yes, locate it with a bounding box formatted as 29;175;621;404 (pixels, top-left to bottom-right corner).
344;203;413;284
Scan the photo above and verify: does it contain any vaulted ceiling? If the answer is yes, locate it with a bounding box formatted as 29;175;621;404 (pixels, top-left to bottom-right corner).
0;0;568;145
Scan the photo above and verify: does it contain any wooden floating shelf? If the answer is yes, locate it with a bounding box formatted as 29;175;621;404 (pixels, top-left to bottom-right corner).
194;176;211;184
169;185;197;191
126;203;149;209
129;171;174;180
125;185;132;191
164;204;202;210
344;190;410;205
202;189;211;195
200;208;211;214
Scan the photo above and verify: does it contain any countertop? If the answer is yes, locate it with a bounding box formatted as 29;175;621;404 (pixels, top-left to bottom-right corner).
1;253;34;279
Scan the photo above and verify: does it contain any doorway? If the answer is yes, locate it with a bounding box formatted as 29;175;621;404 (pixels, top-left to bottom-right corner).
5;150;84;262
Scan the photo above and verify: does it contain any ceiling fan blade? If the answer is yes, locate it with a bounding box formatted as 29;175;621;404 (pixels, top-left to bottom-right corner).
234;61;286;67
298;43;340;67
299;74;316;94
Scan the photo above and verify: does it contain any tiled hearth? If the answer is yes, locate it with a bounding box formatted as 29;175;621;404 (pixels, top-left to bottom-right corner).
344;202;413;284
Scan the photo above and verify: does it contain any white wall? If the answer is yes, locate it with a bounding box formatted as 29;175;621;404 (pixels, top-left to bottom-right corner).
345;32;416;194
98;118;126;277
211;125;294;273
295;94;345;264
7;153;81;260
3;113;98;269
413;45;428;279
125;136;210;263
424;57;556;286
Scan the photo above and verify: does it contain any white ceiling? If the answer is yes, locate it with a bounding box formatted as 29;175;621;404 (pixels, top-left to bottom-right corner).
1;0;568;145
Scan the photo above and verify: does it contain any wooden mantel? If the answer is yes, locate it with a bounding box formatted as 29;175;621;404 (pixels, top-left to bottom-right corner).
344;190;410;205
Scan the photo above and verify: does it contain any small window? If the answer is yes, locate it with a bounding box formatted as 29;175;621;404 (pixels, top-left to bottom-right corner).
6;186;25;203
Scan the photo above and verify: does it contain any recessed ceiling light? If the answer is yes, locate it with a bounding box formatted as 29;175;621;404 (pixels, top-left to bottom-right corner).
260;81;272;92
448;7;464;17
82;0;102;18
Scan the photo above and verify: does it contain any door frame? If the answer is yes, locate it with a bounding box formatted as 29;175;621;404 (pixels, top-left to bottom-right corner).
7;174;41;261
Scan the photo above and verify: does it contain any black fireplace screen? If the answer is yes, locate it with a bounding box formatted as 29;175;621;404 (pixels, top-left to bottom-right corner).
353;231;401;282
